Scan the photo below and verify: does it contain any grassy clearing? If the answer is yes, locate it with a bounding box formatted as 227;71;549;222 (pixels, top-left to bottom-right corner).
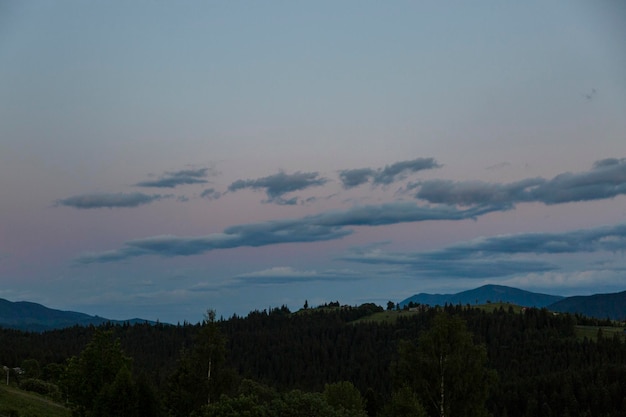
472;302;526;314
575;325;626;341
348;304;626;343
351;310;421;324
353;303;526;324
0;384;70;417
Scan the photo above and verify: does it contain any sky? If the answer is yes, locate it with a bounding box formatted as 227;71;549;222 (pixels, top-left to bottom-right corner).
1;1;625;324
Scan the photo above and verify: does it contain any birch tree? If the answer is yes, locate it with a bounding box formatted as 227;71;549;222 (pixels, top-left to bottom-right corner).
396;312;494;417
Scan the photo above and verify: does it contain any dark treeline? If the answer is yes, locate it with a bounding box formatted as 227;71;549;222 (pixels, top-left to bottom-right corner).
1;303;626;416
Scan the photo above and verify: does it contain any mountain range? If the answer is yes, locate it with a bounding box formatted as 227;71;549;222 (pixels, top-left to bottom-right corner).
400;284;626;320
548;291;626;320
0;298;156;332
399;284;564;308
2;284;626;331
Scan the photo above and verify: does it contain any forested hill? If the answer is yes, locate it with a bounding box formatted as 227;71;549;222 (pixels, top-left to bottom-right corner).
1;303;626;417
0;298;156;332
548;290;626;320
399;284;626;320
399;284;564;308
4;283;626;332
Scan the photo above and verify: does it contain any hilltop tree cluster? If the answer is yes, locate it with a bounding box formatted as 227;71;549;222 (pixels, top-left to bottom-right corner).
1;303;626;416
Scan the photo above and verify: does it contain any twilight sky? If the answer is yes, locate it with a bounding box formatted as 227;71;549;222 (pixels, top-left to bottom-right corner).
1;1;625;323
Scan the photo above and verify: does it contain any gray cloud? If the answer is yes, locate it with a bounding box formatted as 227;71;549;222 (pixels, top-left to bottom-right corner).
416;158;626;206
200;188;222;200
583;88;597;101
306;201;500;227
74;202;502;264
183;266;371;293
234;266;362;285
593;158;621;169
338;168;376;188
529;158;626;204
374;158;441;185
431;223;626;258
228;171;328;204
341;249;556;278
416;178;543;207
338;157;441;189
72;158;626;263
341;223;626;279
418;259;556;278
135;168;211;188
57;192;168;209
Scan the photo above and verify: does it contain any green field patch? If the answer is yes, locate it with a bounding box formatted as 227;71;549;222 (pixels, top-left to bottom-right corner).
0;384;70;417
353;303;529;324
575;325;626;341
471;302;526;314
351;309;421;324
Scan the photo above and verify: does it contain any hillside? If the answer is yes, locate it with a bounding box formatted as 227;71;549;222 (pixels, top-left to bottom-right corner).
0;385;70;417
0;298;156;332
548;290;626;320
399;284;564;308
3;283;626;331
2;301;626;416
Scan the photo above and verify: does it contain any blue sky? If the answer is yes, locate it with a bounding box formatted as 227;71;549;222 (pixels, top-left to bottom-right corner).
1;1;625;323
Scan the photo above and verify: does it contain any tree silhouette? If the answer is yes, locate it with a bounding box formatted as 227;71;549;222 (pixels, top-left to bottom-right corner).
61;329;132;416
166;310;230;417
395;312;495;417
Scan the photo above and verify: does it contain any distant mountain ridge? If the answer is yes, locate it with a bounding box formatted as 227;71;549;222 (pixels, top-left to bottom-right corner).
0;298;156;332
548;290;626;320
4;284;626;331
400;284;626;320
400;284;564;309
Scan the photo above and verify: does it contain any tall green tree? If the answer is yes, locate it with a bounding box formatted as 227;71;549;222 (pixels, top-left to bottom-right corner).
323;381;368;417
167;310;230;417
395;312;495;417
270;389;339;417
61;329;132;417
92;365;137;417
379;385;427;417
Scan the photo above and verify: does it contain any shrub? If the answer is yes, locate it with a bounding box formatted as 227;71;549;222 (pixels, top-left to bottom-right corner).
19;378;61;400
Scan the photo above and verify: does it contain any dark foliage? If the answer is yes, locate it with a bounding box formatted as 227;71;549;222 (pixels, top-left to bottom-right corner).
1;302;626;416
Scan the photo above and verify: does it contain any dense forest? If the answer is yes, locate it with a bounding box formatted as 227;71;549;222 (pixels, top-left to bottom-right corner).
1;302;626;417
